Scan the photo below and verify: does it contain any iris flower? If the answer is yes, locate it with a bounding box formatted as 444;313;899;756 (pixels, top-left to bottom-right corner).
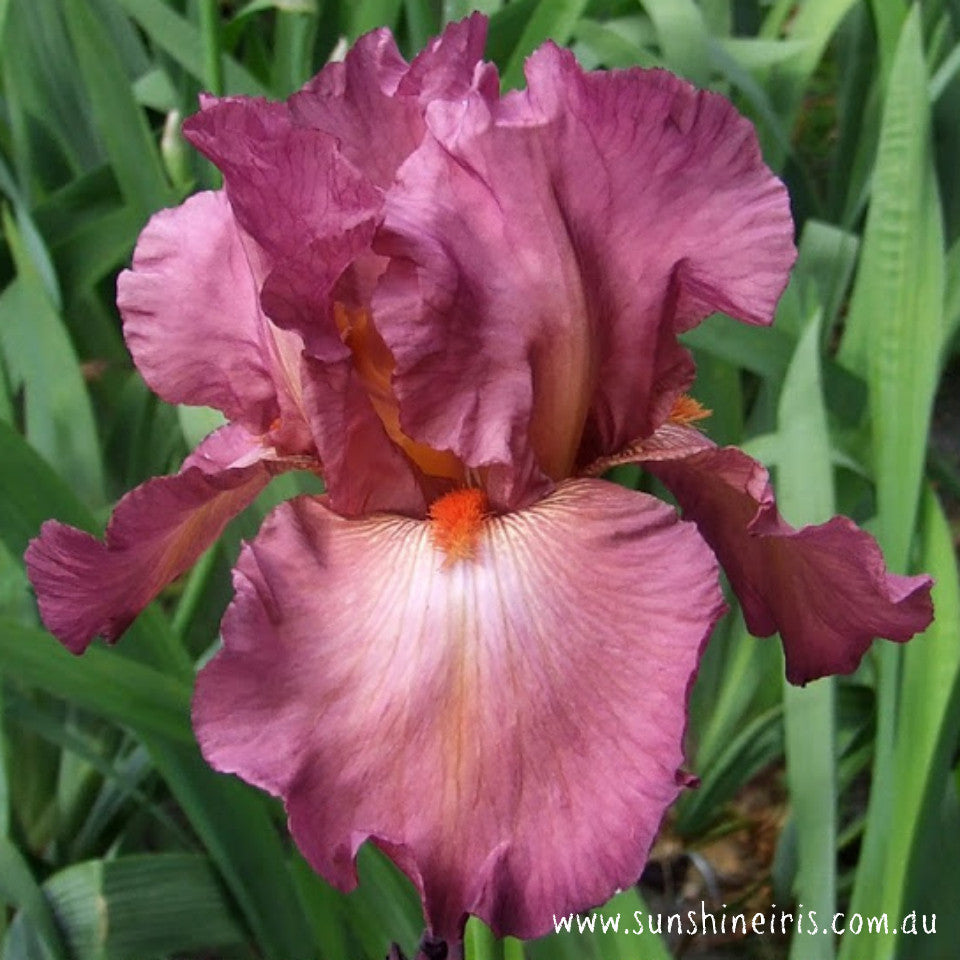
26;15;933;955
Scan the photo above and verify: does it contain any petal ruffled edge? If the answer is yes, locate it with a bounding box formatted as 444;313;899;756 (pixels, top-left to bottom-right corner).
117;191;280;432
290;14;491;188
193;479;725;941
517;44;796;332
25;426;294;653
182;98;381;261
372;42;795;497
643;443;934;684
517;44;795;457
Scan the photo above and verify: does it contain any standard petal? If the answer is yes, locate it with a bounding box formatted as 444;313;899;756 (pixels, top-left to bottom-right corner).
193;479;725;941
646;446;934;684
290;14;490;189
373;45;795;489
117;191;279;432
182;98;381;261
372;91;592;502
25;426;291;653
516;45;795;460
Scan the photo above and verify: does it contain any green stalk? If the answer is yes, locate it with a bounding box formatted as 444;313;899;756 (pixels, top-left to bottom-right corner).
199;0;223;95
777;309;837;960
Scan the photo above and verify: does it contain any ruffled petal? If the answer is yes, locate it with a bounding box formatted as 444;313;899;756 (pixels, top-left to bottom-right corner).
297;353;433;515
182;98;381;261
372;89;590;503
373;44;795;492
193;479;725;941
645;445;934;684
25;426;293;653
117;191;279;432
258;233;435;516
290;14;490;188
515;46;795;459
182;100;401;472
182;98;448;513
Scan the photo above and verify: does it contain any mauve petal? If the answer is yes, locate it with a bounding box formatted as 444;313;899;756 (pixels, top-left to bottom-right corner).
290;15;489;189
182;99;399;468
117;191;279;432
646;445;934;684
280;16;496;504
182;98;381;260
193;479;725;941
514;46;795;457
398;13;493;103
372;94;588;502
520;46;795;328
374;45;795;490
257;232;430;516
298;354;431;516
25;426;289;653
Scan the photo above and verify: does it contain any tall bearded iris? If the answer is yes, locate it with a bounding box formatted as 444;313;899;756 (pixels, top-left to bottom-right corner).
26;15;933;953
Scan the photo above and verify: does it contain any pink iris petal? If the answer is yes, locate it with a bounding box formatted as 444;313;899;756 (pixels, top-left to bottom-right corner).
257;233;432;516
371;95;582;504
181;92;439;510
297;353;432;515
256;15;497;511
373;43;795;492
118;191;280;433
399;12;493;102
193;479;726;941
645;444;934;684
290;13;491;189
181;98;380;262
25;426;293;653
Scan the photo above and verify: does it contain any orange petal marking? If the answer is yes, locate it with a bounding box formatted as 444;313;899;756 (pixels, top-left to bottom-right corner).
668;394;712;426
334;303;465;482
429;488;489;562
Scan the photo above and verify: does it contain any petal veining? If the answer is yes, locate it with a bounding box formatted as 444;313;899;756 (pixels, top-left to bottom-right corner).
25;426;293;652
117;191;279;432
193;479;725;941
182;98;380;262
645;446;934;683
290;14;489;188
373;44;795;493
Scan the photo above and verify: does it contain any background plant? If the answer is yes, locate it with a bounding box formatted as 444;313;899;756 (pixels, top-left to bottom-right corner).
0;1;958;958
